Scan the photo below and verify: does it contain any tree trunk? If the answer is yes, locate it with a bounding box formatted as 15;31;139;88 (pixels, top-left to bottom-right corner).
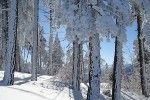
72;36;81;91
15;38;21;72
3;0;17;85
14;3;20;72
79;42;84;83
86;2;101;99
48;34;53;75
31;0;39;81
38;51;42;74
87;33;101;100
1;0;8;70
137;13;149;97
112;36;123;100
0;3;3;69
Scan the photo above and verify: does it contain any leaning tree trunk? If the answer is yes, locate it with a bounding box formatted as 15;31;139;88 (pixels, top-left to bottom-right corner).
87;33;101;100
112;36;123;100
137;13;149;97
3;0;17;85
31;0;39;81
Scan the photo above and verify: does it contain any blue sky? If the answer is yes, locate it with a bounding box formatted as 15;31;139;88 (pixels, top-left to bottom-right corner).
39;21;137;65
100;21;137;65
39;3;137;65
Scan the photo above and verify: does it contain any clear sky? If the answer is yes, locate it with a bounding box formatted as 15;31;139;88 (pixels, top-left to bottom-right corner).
100;21;137;65
39;2;137;65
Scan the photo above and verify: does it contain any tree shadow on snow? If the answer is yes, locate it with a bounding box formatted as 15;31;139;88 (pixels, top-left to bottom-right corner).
72;89;84;100
69;85;84;100
0;74;41;86
0;76;32;86
14;76;32;85
0;80;4;86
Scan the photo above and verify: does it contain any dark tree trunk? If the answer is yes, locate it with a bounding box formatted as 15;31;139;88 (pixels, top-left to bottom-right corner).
15;1;21;72
137;13;149;97
112;36;123;100
72;36;81;91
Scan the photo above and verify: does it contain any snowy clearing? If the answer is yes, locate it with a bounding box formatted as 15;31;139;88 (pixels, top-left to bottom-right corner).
0;71;149;100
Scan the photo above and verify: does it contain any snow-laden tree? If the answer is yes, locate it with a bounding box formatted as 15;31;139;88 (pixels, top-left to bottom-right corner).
17;0;35;47
140;0;150;96
17;0;35;72
31;0;39;81
42;0;62;31
3;0;18;85
62;0;118;99
61;0;85;92
52;33;63;75
142;0;150;51
130;0;150;97
104;0;132;99
85;0;119;99
42;0;62;76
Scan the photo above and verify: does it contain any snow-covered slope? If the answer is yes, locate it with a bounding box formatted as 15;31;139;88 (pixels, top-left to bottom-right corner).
0;71;75;100
0;71;149;100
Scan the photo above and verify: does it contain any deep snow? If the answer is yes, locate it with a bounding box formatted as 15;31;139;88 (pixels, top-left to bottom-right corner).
0;71;149;100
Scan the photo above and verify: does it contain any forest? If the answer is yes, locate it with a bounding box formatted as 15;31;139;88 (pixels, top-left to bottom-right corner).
0;0;150;100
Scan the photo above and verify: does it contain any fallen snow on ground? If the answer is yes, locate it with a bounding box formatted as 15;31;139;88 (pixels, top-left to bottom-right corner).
0;71;75;100
0;71;149;100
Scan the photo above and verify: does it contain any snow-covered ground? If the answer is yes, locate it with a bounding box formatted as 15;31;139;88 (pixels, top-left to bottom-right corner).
0;71;149;100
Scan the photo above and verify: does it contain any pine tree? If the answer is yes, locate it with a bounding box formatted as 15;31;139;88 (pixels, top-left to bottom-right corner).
52;33;63;75
131;0;150;96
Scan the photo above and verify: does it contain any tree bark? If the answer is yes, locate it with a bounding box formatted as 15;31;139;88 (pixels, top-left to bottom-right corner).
1;0;8;70
14;1;21;72
112;36;123;100
48;34;53;75
3;0;18;85
86;2;101;99
31;0;39;81
79;42;84;83
72;36;81;91
87;33;101;100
